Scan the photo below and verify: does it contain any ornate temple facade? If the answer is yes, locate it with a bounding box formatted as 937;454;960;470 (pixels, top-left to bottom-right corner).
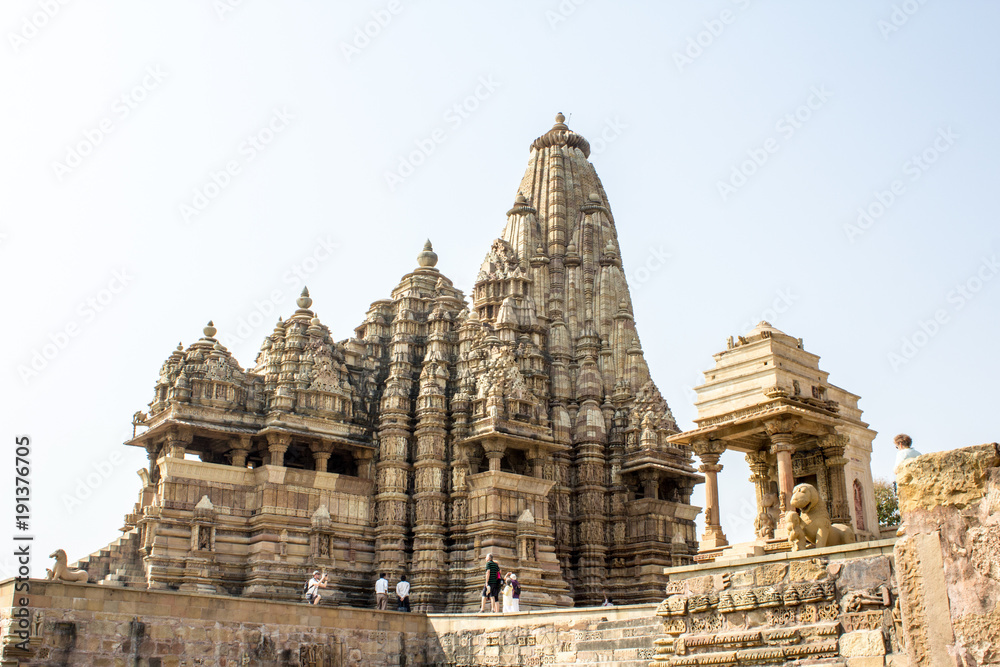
86;115;703;611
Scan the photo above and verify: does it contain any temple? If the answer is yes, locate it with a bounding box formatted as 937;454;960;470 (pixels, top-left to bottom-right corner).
12;115;989;667
669;322;878;560
81;114;703;610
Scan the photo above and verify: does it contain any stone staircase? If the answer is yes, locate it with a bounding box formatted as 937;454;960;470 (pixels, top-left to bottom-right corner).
564;615;663;666
71;529;147;588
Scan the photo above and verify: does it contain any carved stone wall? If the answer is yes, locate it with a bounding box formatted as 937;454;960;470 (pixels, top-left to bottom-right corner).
651;542;905;665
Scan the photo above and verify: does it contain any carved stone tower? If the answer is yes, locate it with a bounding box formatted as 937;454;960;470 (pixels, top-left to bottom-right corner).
86;114;703;610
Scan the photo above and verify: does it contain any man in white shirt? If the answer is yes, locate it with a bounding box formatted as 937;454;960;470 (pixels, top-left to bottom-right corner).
894;433;921;477
375;573;389;610
305;570;328;605
395;574;411;612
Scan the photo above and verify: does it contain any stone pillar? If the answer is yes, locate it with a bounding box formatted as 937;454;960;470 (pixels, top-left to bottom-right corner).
482;439;507;472
310;442;333;472
266;433;290;467
765;418;799;513
692;439;728;549
746;450;775;539
229;435;251;468
821;434;851;524
411;357;449;612
164;427;193;459
639;470;659;499
145;443;163;484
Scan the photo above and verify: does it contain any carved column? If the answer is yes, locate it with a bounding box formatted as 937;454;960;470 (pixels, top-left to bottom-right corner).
309;442;333;472
266;433;290;468
765;418;799;513
229;435;251;468
411;356;449;612
692;439;728;549
746;450;775;539
164;427;193;459
482;438;507;472
821;434;851;524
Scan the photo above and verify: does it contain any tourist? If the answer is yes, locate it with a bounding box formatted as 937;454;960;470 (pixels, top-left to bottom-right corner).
484;553;502;613
479;581;491;613
305;570;328;605
375;572;389;610
501;572;513;613
396;573;411;612
601;595;613;607
893;434;921;476
509;573;520;612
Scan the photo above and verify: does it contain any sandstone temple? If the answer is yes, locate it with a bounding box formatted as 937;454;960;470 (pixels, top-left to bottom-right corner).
4;115;996;667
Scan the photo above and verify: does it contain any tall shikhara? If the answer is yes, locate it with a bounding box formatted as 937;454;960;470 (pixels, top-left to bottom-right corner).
91;115;702;610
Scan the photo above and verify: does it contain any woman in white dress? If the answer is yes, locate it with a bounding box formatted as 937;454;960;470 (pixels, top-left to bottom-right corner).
501;573;513;613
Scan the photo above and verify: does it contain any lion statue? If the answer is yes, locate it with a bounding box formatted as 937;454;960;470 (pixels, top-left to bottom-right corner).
46;549;89;583
785;483;855;550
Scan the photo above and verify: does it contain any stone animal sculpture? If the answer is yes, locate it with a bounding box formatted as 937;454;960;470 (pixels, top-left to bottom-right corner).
46;549;89;582
785;483;855;550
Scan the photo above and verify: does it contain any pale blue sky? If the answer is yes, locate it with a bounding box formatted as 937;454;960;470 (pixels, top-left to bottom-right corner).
2;1;998;575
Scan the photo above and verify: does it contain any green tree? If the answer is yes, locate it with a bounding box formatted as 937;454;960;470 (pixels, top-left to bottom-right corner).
874;477;900;526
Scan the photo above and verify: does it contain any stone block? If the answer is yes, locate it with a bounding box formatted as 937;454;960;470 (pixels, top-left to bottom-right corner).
835;556;892;594
847;658;885;667
789;558;828;582
840;630;886;657
754;563;787;587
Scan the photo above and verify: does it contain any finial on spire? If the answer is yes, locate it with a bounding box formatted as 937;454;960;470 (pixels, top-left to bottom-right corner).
555;112;565;124
204;321;218;338
516;193;527;204
297;287;313;310
417;239;438;268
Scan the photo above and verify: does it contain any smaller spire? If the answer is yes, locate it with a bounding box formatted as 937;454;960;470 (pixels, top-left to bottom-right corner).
417;239;438;268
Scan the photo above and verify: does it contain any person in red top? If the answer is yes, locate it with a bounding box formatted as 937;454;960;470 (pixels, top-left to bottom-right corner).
484;553;501;613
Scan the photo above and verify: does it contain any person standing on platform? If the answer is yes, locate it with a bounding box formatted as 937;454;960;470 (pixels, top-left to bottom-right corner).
396;574;411;612
509;573;520;612
501;572;513;613
375;572;389;610
484;553;502;613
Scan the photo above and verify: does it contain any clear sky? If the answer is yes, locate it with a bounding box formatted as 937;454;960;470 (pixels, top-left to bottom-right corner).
2;1;998;578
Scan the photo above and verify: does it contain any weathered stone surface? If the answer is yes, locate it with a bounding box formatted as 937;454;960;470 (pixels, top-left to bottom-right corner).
789;558;829;582
835;556;892;595
895;443;1000;667
754;563;787;587
896;442;1000;513
839;630;885;657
